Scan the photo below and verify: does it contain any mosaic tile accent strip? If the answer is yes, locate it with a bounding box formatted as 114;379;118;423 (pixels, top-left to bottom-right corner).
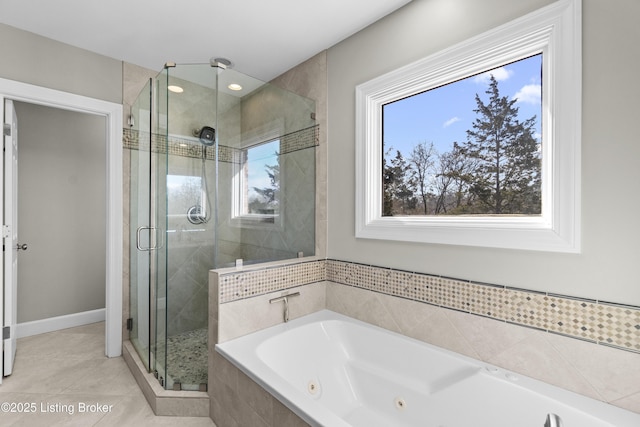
220;124;319;163
326;259;640;353
123;128;167;153
124;128;226;161
123;125;318;162
217;258;640;353
280;125;319;155
218;259;326;303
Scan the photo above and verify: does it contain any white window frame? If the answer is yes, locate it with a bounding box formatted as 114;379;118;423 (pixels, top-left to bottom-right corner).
355;0;581;253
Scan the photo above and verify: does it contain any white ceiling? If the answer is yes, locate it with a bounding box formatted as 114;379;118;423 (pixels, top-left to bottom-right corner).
0;0;412;81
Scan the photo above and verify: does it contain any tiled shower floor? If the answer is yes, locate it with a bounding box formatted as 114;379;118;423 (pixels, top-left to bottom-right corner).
156;328;208;389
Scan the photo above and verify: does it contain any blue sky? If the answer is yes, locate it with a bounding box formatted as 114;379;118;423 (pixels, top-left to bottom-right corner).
383;54;542;158
247;139;279;200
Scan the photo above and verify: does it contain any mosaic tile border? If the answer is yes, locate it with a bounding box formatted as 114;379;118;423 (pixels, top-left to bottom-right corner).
326;259;640;353
216;258;640;353
217;259;326;304
124;128;236;162
279;125;320;155
123;125;318;162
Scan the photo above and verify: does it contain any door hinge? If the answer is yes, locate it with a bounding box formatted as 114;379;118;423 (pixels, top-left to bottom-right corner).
2;225;11;239
126;318;133;331
3;123;10;136
2;326;10;339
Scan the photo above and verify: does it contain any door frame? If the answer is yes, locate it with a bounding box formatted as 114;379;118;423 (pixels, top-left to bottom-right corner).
0;77;123;358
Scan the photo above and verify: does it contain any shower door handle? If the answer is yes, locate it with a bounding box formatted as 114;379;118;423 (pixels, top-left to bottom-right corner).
136;226;161;251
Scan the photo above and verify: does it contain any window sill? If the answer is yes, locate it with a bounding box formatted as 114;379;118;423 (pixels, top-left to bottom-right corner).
356;215;579;253
231;214;281;230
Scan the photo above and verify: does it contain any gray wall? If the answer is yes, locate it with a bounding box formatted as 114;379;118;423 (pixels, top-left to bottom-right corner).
327;0;640;306
0;22;122;324
0;22;122;103
15;102;106;322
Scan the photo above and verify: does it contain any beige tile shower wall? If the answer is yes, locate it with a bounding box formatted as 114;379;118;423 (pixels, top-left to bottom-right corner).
270;51;328;258
122;62;158;127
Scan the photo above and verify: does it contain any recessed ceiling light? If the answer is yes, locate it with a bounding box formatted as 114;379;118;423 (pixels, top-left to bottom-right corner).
228;83;243;91
168;85;184;93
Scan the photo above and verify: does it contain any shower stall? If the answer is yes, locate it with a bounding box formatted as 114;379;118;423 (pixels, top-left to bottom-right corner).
127;60;317;391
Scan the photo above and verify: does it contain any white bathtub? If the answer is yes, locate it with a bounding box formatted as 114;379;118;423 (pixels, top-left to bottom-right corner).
216;310;640;427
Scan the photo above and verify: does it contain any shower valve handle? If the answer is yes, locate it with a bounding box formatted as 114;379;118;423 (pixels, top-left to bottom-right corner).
16;243;27;251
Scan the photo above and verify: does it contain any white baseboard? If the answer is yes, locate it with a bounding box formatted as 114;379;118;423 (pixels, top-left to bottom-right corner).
16;308;106;338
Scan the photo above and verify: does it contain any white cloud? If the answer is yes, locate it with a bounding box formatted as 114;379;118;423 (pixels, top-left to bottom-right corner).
474;67;513;84
514;84;542;105
443;116;460;128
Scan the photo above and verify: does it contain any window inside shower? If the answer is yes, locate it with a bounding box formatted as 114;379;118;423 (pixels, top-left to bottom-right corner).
234;139;280;222
167;174;203;218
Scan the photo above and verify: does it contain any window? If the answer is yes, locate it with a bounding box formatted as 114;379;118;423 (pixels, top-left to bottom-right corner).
167;174;203;217
167;174;212;227
233;139;281;225
355;0;581;252
382;55;542;217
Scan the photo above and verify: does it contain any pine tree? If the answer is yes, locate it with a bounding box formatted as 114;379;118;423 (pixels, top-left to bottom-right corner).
383;148;417;215
249;154;280;214
463;75;541;214
382;148;395;216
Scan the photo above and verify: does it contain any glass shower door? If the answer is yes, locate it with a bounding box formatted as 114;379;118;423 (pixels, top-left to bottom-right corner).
129;78;152;369
151;68;169;387
160;64;217;391
129;73;169;385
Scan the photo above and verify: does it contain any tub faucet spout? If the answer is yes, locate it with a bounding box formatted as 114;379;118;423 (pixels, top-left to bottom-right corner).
269;292;301;323
544;413;563;427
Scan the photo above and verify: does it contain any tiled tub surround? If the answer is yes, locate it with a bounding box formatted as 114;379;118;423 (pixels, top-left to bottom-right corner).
210;258;640;422
216;259;640;354
210;266;318;427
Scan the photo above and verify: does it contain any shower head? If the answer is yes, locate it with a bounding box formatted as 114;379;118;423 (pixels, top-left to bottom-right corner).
196;126;216;146
211;57;232;69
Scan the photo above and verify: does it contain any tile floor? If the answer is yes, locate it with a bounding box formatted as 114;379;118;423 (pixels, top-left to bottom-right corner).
0;322;215;427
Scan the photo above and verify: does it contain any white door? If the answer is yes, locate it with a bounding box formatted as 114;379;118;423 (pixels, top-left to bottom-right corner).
2;99;19;378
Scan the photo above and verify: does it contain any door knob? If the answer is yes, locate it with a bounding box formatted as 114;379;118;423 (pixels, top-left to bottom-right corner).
16;243;27;251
